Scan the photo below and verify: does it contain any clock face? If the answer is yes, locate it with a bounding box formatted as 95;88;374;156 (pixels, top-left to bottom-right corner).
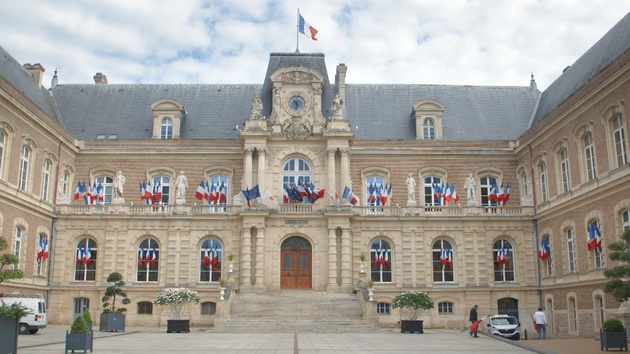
288;95;306;112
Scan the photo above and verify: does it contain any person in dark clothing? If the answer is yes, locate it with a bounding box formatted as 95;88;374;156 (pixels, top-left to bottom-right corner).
469;305;479;337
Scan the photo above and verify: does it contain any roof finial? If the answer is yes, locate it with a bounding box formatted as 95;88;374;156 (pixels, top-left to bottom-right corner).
529;72;537;91
50;68;58;89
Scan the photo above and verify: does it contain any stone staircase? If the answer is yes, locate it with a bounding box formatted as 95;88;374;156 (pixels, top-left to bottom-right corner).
213;290;380;332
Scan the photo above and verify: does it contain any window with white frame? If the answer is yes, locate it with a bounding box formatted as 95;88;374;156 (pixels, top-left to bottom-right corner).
583;132;596;181
161;117;173;140
542;235;553;276
137;238;159;282
559;148;570;193
590;219;603;269
0;130;5;178
199;238;222;282
438;301;454;314
41;159;51;201
282;157;312;204
74;237;97;281
493;239;515;282
152;175;170;204
480;176;498;206
61;170;70;197
19;145;31;190
519;170;529;198
370;239;392;283
377;302;391;315
13;227;22;270
423;176;443;206
365;175;385;208
623;209;630;250
94;176;113;204
432;239;454;282
567;228;576;273
423;118;436;140
539;161;548;202
613;114;628;167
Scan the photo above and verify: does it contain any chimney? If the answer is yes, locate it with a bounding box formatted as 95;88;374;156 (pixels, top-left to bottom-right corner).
23;63;45;87
93;72;108;84
335;63;347;102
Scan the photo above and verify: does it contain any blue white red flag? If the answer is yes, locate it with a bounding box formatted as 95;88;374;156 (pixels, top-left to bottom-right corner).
538;239;550;261
298;14;318;41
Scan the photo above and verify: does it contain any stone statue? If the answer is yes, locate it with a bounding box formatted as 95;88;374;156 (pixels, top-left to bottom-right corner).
313;88;322;117
250;94;263;120
272;88;281;122
175;171;188;203
113;171;126;199
464;173;476;201
406;173;416;202
331;93;344;120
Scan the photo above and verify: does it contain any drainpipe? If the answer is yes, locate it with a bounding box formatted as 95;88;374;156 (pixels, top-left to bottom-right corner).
528;144;543;307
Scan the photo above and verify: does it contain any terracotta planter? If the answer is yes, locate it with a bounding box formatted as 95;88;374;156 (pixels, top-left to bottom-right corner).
167;319;190;333
401;320;424;333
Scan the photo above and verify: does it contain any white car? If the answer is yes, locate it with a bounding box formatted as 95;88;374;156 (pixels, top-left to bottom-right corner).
0;294;47;334
486;314;520;340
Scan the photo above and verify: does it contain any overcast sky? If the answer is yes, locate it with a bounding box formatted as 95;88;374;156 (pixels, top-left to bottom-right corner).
1;1;628;90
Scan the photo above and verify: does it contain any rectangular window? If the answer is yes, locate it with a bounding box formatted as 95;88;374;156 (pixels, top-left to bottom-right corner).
19;146;30;190
376;302;390;315
13;227;22;270
613;116;628;167
584;134;596;180
438;302;454;314
560;149;570;193
539;162;548;202
0;130;5;178
567;229;576;273
42;159;51;201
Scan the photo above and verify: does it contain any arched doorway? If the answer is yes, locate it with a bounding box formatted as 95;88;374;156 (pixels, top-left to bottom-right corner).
497;297;519;320
281;236;312;289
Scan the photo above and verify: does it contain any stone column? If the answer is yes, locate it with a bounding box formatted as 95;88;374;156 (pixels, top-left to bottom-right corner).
257;148;267;191
327;227;338;291
340;227;352;291
244;148;253;188
327;148;337;199
241;227;252;288
254;227;265;289
340;148;350;191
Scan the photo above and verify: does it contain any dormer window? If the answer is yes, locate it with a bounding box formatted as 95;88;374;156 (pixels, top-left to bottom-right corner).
151;99;184;139
413;100;444;140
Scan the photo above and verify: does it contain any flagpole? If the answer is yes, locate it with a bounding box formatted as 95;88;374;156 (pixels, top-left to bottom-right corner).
295;8;300;53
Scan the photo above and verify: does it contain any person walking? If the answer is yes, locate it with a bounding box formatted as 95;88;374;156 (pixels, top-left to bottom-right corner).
533;307;548;339
469;305;479;338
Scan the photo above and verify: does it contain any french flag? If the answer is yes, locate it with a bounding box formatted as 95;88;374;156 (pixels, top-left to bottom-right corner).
587;223;602;252
73;181;81;201
219;182;227;204
195;181;205;200
298;13;318;41
538;239;550;261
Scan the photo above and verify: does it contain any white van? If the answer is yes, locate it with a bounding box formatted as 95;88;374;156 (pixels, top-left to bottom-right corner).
0;294;47;334
486;314;520;340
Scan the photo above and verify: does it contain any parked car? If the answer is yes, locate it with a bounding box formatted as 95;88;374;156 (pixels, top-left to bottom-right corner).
0;294;47;334
486;314;520;340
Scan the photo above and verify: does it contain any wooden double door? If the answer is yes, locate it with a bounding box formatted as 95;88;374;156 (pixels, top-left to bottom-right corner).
280;236;312;289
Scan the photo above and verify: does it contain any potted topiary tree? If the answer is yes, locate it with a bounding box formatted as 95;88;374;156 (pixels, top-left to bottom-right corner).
154;287;200;333
82;308;93;332
0;235;27;354
391;291;434;333
601;318;628;351
99;272;130;332
65;313;93;353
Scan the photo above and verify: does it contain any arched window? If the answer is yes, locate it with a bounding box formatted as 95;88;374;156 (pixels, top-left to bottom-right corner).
19;145;31;190
538;161;548;202
589;219;603;269
612;115;628;167
41;159;52;201
161;117;173;140
137;238;159;282
13;227;23;270
541;235;553;276
567;228;576;273
152;175;170;204
201;301;217;315
423;176;442;206
559;148;570;193
493;239;515;282
74;238;97;281
94;176;113;204
0;129;5;178
594;295;604;332
370;239;392;283
623;209;630;250
438;301;454;314
61;170;70;197
569;296;578;331
365;176;385;208
209;175;229;206
432;239;454;283
137;301;153;315
480;176;498;206
423;118;436;140
200;238;222;282
282;157;312;204
583;132;596;181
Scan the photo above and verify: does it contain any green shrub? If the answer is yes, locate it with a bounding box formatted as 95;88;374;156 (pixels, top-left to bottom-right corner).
0;302;31;319
603;318;625;332
82;309;92;324
70;315;90;334
391;291;434;320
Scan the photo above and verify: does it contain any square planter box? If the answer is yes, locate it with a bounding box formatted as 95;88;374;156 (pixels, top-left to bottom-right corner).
600;329;628;351
0;316;19;354
167;319;190;333
65;331;93;353
99;314;125;332
400;320;424;333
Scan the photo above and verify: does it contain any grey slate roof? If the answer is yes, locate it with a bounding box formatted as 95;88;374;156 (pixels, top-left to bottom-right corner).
0;46;59;121
530;11;630;126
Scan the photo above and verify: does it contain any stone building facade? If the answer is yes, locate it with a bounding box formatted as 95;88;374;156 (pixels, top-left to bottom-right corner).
1;13;629;337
